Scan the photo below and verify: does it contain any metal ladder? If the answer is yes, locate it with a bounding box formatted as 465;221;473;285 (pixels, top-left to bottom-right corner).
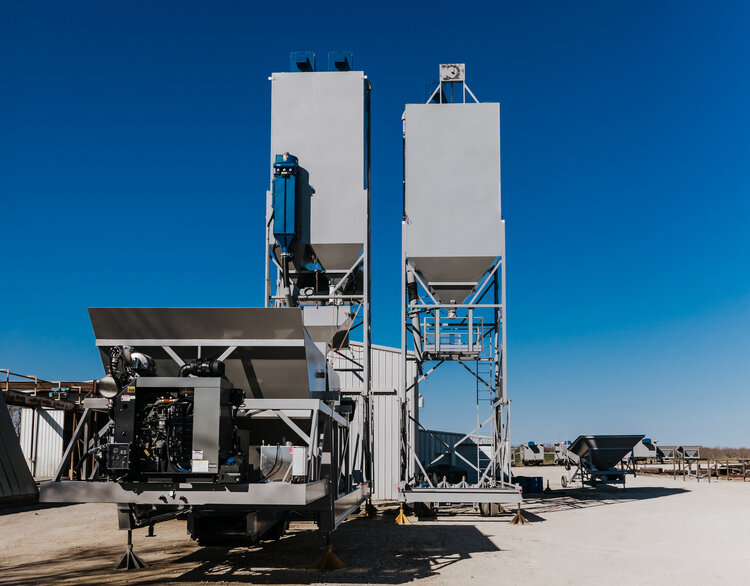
474;357;496;483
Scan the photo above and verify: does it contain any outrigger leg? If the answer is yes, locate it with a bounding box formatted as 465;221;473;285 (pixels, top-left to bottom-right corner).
115;529;147;570
312;532;346;570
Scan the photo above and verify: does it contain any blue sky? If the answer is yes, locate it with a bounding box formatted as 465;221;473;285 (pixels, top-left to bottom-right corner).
2;2;748;445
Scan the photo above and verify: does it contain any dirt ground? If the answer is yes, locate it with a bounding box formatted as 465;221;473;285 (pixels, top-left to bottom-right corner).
1;466;749;585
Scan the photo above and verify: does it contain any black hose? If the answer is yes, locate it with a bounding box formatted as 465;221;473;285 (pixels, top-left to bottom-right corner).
179;359;225;378
407;281;419;303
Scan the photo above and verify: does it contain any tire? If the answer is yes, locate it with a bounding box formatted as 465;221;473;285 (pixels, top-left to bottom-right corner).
266;519;287;541
415;502;435;518
480;502;501;517
561;475;568;488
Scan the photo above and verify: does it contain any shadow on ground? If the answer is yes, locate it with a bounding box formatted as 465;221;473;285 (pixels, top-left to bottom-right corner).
0;487;689;585
0;514;499;585
167;518;498;585
521;485;689;516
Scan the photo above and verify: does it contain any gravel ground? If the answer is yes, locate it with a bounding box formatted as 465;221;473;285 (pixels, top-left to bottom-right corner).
1;466;749;585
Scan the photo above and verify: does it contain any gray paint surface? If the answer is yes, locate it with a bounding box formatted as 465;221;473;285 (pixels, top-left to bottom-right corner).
404;103;504;302
0;391;37;503
40;479;328;506
269;71;368;271
192;382;230;471
301;306;352;348
568;435;645;470
89;308;319;400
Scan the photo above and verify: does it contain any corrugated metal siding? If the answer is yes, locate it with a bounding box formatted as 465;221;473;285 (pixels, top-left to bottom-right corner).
332;343;417;500
419;430;463;468
418;429;482;484
20;408;65;480
370;345;402;394
332;342;412;394
373;393;400;499
0;392;37;503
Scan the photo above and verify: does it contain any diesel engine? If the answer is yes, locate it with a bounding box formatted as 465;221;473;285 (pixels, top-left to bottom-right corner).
101;346;246;482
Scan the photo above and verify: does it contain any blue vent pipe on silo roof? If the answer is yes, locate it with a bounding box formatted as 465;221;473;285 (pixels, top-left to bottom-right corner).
272;153;299;255
328;51;353;71
290;51;315;72
290;51;354;72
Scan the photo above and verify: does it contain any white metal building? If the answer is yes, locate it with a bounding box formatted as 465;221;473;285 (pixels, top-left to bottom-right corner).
19;408;65;480
331;342;417;500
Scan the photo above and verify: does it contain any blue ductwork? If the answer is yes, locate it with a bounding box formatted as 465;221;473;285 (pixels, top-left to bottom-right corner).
272;153;299;255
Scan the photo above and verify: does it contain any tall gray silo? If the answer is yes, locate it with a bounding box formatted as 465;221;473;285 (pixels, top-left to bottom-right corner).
399;64;520;509
265;52;373;499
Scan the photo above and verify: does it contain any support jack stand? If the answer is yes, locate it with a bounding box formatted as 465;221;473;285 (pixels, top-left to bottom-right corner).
146;524;155;537
509;503;529;525
115;529;147;570
365;499;378;518
394;503;411;525
312;533;346;570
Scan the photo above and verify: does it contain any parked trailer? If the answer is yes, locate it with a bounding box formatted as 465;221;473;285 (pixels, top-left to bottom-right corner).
40;310;369;542
657;445;677;462
561;435;644;488
629;438;658;461
39;53;374;569
678;446;701;460
553;441;577;467
520;442;545;465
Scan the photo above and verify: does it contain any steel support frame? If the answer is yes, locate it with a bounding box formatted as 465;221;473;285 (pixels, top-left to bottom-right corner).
402;486;522;505
427;78;479;105
566;450;638;488
399;243;517;504
262;81;372;509
399;79;520;503
262;250;372;522
238;398;350;484
41;398;367;531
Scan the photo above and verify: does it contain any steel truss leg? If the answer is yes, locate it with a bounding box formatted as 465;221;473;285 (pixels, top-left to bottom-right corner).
394;503;411;525
114;529;147;570
311;532;346;570
509;503;529;525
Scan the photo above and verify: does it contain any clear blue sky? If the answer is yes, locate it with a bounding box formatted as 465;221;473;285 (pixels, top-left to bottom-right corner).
2;2;748;446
